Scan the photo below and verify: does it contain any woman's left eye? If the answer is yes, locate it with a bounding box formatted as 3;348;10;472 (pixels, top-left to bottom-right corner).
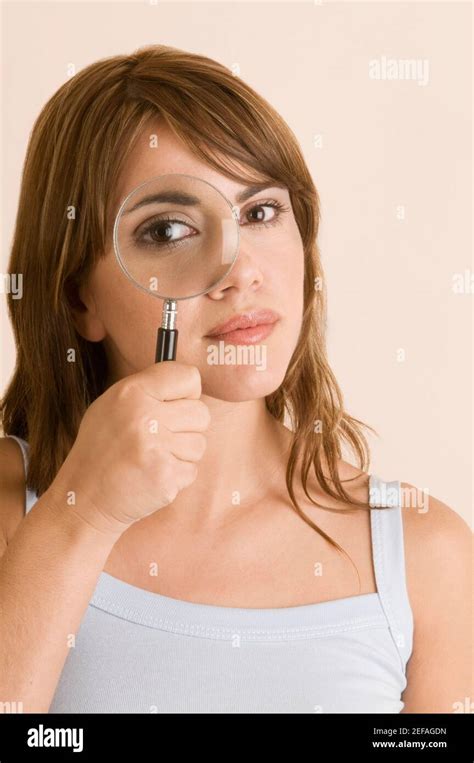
241;200;288;227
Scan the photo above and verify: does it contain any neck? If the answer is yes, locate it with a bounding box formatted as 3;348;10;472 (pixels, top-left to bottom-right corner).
162;394;294;531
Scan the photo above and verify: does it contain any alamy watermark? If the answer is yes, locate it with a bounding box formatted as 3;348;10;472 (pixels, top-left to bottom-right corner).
27;724;83;753
0;273;23;299
207;340;267;371
369;56;430;87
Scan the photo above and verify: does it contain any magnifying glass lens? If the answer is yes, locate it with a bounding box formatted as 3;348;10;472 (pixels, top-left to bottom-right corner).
114;174;239;300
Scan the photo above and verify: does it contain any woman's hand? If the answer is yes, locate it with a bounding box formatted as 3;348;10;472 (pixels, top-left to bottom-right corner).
46;362;210;536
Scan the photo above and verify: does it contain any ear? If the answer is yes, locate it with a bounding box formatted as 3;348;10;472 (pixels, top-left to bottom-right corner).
67;279;107;342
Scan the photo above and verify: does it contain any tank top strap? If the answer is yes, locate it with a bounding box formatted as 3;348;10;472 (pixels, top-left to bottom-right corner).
369;473;414;672
5;435;38;514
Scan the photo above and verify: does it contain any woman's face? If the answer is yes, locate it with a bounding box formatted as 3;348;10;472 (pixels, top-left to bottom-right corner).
76;121;305;401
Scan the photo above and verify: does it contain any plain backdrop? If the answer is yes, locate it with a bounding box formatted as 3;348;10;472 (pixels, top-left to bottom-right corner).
0;1;472;527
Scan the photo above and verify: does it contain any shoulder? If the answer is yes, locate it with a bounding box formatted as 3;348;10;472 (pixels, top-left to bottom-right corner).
400;479;471;560
0;436;27;553
399;480;471;615
398;480;472;711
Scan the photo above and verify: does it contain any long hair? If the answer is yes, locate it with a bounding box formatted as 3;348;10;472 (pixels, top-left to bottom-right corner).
1;44;379;588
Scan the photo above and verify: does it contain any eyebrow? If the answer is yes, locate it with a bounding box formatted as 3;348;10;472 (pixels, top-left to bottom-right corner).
122;183;285;215
235;183;285;204
122;191;201;215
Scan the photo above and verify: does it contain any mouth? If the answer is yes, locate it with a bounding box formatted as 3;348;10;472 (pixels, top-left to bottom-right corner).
204;309;280;345
206;322;278;345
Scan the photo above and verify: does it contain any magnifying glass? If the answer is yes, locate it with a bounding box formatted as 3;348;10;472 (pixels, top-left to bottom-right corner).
113;173;240;362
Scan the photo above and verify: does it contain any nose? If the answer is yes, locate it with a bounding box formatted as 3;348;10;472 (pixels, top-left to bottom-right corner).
206;245;264;299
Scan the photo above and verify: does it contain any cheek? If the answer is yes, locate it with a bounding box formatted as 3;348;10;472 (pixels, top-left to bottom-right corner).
256;224;305;285
94;260;166;370
257;224;305;319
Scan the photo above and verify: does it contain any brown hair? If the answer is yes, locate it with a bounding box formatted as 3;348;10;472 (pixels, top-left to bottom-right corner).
1;44;379;587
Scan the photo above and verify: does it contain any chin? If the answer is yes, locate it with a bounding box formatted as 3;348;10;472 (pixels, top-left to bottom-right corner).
200;362;287;402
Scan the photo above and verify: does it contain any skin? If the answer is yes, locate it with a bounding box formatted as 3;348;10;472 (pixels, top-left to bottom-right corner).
1;119;470;713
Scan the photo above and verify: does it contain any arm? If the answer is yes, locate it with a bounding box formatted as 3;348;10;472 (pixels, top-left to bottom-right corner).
400;483;472;713
0;442;122;713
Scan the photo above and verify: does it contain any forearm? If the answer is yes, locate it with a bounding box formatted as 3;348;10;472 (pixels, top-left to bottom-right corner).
0;489;120;713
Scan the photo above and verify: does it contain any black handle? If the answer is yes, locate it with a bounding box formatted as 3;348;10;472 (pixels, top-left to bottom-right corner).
155;327;178;362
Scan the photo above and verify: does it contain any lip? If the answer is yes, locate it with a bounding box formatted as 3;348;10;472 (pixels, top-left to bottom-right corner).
207;322;277;345
205;309;281;338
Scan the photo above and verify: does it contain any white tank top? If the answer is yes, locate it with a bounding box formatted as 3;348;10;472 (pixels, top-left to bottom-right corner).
7;434;414;713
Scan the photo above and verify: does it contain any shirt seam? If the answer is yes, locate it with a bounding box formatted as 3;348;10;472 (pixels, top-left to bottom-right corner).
88;597;389;639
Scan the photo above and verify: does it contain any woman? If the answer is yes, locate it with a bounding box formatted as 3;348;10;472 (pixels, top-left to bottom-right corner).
0;44;470;714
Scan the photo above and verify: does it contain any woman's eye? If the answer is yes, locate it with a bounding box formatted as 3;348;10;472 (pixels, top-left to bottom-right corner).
240;200;289;228
135;218;197;248
244;204;278;225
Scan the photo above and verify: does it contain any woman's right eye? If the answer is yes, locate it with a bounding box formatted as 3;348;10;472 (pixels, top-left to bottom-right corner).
135;218;198;248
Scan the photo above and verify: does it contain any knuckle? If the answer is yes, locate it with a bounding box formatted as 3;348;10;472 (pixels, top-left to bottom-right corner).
115;379;138;403
137;410;161;437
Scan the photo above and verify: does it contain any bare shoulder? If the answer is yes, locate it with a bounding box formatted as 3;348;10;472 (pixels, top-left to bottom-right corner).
0;436;27;552
398;480;472;712
399;480;472;614
400;482;473;625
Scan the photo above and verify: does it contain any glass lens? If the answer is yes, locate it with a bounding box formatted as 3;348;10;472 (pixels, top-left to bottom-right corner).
113;174;240;299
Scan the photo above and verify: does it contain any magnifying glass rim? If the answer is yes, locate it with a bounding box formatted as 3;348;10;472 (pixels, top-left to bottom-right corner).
112;172;240;301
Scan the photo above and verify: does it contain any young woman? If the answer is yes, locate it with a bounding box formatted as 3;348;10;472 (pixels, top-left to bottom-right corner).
0;44;470;714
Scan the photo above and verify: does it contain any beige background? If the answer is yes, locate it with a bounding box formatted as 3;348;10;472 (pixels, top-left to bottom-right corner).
0;2;472;526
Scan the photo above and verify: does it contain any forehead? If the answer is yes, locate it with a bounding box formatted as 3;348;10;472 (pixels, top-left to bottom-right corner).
113;118;271;213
